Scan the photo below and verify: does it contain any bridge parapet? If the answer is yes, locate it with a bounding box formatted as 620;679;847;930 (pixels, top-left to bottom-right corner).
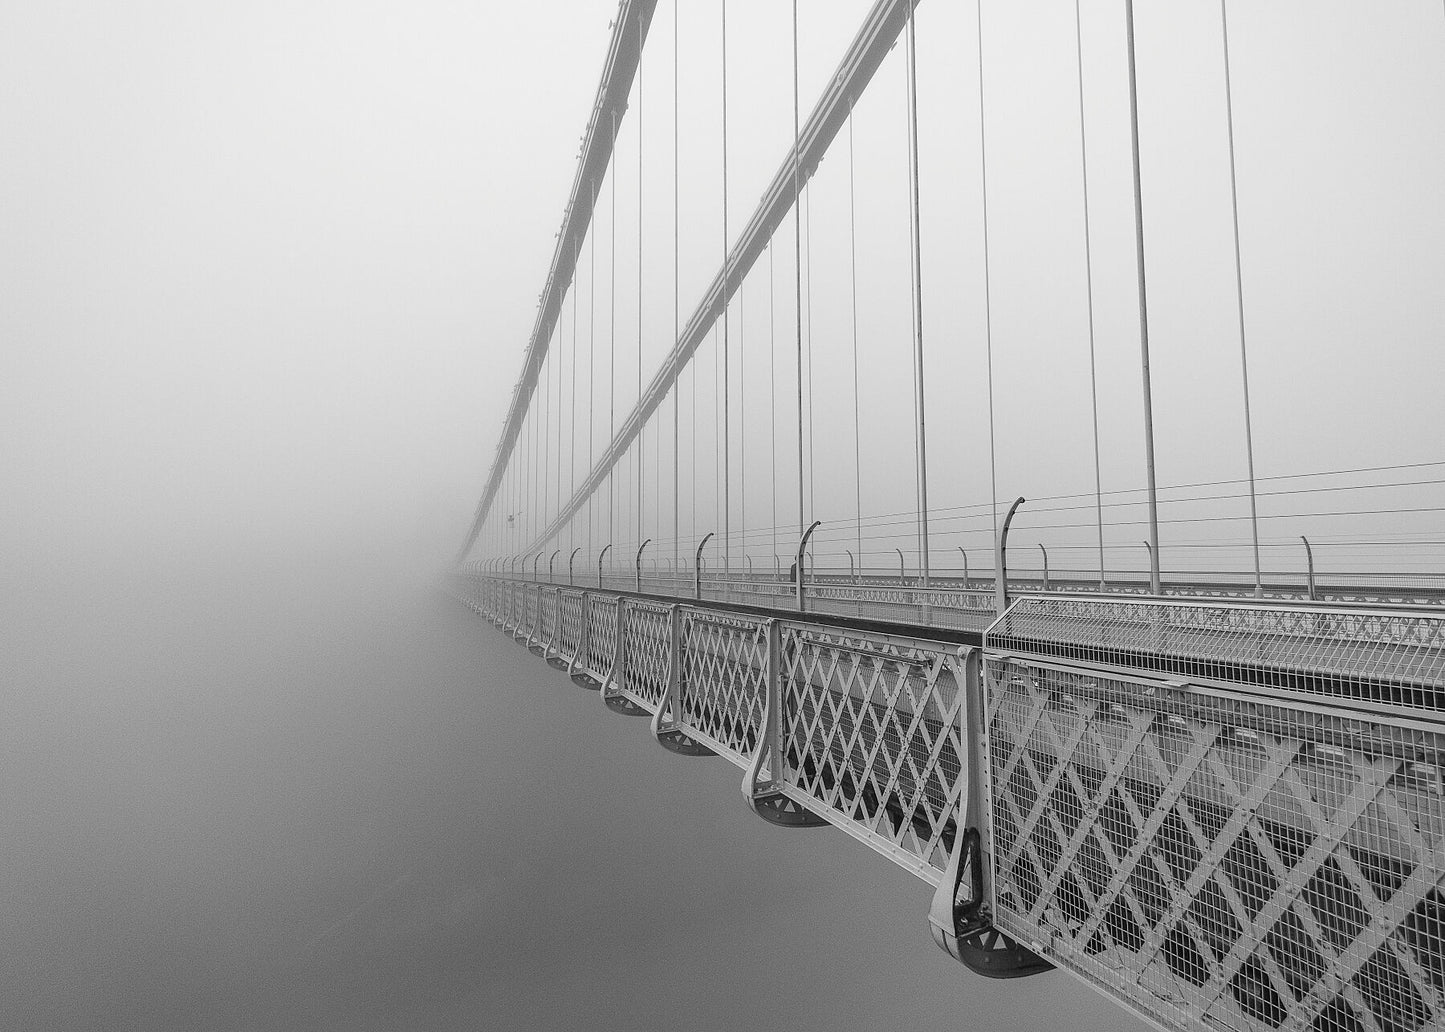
984;594;1445;1032
450;574;1445;1025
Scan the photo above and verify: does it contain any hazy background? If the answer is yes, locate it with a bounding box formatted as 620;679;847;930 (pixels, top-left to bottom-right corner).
2;1;1442;1028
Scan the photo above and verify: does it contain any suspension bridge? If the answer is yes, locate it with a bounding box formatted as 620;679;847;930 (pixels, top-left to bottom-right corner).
451;2;1445;1030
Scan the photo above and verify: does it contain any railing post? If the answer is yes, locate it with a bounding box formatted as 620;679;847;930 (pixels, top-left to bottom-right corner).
548;549;560;582
569;546;581;586
613;597;627;695
532;552;542;582
795;520;822;613
895;548;906;582
742;617;824;826
995;496;1026;616
597;543;612;588
929;645;1050;977
959;547;969;589
1039;544;1049;592
650;603;714;755
602;594;648;717
765;619;783;783
1301;535;1316;601
846;549;855;583
694;531;715;601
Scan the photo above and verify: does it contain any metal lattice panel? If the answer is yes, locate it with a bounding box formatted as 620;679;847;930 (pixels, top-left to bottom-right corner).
587;596;618;684
621;600;671;709
539;586;558;647
776;624;968;879
524;584;539;637
986;655;1445;1032
990;596;1445;718
558;590;584;663
680;610;768;764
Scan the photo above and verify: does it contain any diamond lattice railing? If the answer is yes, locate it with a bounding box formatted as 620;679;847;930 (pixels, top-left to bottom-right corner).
621;600;672;710
985;655;1445;1032
679;610;768;763
587;596;618;684
558;590;585;665
538;586;558;647
777;625;968;879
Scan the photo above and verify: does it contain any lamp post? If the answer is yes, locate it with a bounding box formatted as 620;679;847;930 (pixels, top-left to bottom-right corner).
795;520;822;613
694;531;715;600
994;497;1026;615
635;539;652;594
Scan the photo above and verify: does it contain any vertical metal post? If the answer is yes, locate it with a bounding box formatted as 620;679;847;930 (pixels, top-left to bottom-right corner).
598;542;613;589
694;531;714;601
959;547;969;588
905;6;931;592
795;520;822;613
613;597;629;697
667;602;682;724
846;550;855;582
636;538;652;594
721;0;731;575
672;1;680;581
1301;535;1316;601
765;618;783;783
569;546;581;586
994;497;1026;616
1039;544;1049;592
895;549;906;581
1125;0;1161;595
792;0;804;540
548;549;560;582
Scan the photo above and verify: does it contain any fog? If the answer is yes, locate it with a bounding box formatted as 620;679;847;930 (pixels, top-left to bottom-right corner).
3;0;1441;1028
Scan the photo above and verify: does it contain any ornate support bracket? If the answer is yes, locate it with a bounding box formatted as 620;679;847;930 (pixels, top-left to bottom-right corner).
601;597;649;717
928;646;1050;979
741;620;826;827
928;828;1050;979
650;605;715;756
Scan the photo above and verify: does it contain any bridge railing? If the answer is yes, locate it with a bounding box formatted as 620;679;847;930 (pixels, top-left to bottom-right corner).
479;568;1444;638
983;594;1445;1032
451;571;1445;1029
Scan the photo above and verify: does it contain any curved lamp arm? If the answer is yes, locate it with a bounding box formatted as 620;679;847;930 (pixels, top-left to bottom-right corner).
795;520;823;613
635;539;652;594
597;543;613;588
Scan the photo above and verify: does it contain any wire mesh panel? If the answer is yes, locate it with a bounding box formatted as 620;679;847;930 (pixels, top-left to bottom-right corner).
586;596;618;684
621;600;672;711
679;609;768;765
985;654;1445;1032
524;584;539;637
990;595;1445;719
558;590;585;665
775;624;969;881
514;582;528;630
539;586;558;648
